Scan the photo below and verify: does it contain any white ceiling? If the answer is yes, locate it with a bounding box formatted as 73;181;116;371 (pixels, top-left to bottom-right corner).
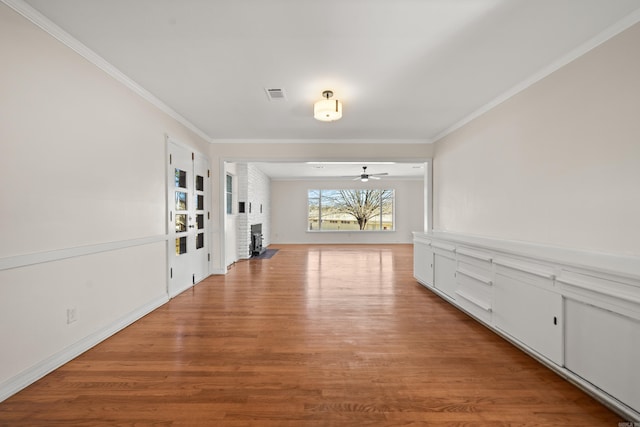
21;0;640;145
251;162;426;181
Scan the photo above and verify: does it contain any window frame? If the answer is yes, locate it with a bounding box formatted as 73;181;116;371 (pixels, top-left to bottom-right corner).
226;174;234;215
307;188;395;232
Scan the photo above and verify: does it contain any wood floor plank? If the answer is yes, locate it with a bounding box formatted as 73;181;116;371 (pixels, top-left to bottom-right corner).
0;244;624;426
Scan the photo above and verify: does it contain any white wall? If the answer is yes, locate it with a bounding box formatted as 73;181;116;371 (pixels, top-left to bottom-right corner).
433;22;640;257
271;179;423;244
0;4;209;400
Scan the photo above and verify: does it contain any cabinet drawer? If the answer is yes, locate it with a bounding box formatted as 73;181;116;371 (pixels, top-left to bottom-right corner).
457;246;493;271
456;269;492;324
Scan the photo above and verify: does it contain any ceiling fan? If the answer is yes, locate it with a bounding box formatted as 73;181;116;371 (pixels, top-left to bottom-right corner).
351;166;388;182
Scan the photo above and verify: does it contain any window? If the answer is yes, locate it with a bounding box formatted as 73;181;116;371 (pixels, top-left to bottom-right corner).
226;174;233;214
308;189;394;231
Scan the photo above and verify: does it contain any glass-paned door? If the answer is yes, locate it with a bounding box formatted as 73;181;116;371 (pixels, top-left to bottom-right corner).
167;141;209;297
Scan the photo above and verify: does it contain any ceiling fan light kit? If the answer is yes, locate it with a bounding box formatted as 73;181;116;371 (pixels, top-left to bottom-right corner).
354;166;388;182
314;90;342;122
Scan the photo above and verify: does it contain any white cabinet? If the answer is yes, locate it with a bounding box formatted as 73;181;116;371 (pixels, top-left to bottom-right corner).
413;238;433;287
565;299;640;412
493;259;562;365
433;242;457;300
559;267;640;414
434;254;456;300
411;232;640;419
455;247;493;324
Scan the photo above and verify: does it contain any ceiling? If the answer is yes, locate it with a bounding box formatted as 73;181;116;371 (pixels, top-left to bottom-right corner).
20;0;640;145
252;162;426;181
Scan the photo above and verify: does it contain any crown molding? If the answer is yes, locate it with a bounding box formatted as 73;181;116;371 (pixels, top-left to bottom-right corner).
1;0;213;143
213;138;431;145
430;6;640;144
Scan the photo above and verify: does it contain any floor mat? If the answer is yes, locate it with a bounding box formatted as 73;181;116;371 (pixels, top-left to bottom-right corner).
252;249;279;259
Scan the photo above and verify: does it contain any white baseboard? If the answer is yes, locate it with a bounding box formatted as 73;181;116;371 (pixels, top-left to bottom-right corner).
169;283;194;299
0;294;169;403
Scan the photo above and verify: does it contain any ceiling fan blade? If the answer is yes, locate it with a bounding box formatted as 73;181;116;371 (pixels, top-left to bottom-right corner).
352;176;362;180
370;172;389;176
369;176;381;180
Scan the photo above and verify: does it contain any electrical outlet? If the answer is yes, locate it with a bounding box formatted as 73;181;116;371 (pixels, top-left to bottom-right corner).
67;307;77;324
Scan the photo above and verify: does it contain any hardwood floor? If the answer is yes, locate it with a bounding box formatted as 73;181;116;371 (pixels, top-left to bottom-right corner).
0;244;622;426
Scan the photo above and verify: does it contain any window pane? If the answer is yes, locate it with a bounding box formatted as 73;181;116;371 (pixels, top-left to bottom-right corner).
381;189;394;230
308;189;394;232
196;195;204;210
175;236;187;255
226;175;233;214
196;175;204;191
308;190;320;231
175;214;187;232
175;192;187;210
196;233;204;249
175;169;187;188
196;214;204;229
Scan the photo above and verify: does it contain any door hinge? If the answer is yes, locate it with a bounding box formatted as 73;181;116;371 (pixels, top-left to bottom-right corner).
207;169;210;178
207;212;210;220
170;211;172;221
553;316;558;325
169;154;172;164
192;274;195;284
208;253;210;262
192;152;195;160
170;268;173;278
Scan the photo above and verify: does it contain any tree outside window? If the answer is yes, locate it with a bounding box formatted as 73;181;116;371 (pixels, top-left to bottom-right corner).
308;189;394;231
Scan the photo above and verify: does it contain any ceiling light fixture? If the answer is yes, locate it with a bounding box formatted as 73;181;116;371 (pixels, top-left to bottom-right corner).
314;90;342;122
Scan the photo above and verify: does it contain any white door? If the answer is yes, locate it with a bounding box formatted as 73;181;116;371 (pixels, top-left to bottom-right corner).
167;142;210;297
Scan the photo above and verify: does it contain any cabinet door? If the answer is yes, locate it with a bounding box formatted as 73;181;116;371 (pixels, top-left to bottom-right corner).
434;254;457;300
493;271;562;365
565;299;640;411
414;242;434;287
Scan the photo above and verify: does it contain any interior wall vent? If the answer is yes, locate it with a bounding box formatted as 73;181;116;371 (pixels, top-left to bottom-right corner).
265;88;286;101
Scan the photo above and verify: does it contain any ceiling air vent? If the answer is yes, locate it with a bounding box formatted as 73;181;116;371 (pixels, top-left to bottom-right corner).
265;88;286;101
